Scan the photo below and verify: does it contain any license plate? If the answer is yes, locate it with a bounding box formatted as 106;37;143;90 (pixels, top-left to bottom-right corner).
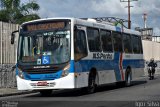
37;81;48;86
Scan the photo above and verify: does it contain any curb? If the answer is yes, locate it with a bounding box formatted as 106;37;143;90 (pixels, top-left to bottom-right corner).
0;91;35;97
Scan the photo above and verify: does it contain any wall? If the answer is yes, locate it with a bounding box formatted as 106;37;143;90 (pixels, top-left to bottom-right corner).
142;40;160;61
142;40;160;75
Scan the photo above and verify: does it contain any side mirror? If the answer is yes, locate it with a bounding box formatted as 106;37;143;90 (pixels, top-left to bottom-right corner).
11;30;19;44
11;33;15;44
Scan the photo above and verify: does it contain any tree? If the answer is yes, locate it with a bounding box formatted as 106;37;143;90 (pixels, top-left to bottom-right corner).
0;0;40;24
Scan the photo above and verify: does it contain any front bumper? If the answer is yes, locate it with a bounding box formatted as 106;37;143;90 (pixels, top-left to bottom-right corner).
16;73;75;90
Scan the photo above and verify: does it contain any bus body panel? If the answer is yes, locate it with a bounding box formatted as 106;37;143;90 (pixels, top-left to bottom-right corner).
74;53;144;88
74;70;116;88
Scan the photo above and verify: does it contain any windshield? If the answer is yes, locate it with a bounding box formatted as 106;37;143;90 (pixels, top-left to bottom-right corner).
18;29;71;65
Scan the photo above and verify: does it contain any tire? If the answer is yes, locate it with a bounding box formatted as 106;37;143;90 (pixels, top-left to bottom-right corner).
87;72;97;94
151;75;154;80
125;68;132;87
151;71;154;80
116;69;132;87
40;90;52;96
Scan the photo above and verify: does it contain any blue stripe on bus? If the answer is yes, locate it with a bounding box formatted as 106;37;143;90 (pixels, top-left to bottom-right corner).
70;60;74;72
23;70;62;81
16;64;18;75
74;60;144;71
18;53;144;81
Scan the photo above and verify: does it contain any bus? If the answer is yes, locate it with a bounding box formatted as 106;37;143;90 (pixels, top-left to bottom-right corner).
11;17;144;96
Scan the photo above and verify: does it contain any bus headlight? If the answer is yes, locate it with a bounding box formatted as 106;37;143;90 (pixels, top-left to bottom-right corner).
17;68;24;79
61;64;70;77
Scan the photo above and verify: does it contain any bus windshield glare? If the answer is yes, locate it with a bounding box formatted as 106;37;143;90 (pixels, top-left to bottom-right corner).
18;21;71;65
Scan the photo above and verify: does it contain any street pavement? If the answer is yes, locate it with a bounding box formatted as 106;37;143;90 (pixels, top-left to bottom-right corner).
0;75;160;107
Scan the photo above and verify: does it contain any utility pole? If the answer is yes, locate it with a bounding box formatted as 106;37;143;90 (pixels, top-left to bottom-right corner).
120;0;138;29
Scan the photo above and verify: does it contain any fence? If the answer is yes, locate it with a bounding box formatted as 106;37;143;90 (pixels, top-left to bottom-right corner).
0;21;19;88
0;21;19;64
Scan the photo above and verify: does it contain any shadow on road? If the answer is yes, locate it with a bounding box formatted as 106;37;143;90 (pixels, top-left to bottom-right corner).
130;80;147;86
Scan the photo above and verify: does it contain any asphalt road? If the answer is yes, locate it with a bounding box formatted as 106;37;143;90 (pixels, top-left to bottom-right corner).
1;75;160;107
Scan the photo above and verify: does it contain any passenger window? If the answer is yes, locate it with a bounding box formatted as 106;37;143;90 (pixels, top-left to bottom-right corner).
139;37;143;54
112;32;123;52
74;29;88;61
100;30;113;52
131;35;142;54
123;34;132;53
87;28;101;52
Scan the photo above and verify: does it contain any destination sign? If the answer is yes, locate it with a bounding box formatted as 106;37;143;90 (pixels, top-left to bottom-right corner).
26;22;65;31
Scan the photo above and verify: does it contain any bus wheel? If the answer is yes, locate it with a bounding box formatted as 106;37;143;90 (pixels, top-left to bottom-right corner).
125;68;132;87
40;90;52;96
87;72;97;94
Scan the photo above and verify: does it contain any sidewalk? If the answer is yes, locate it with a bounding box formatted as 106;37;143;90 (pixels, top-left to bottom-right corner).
0;88;33;97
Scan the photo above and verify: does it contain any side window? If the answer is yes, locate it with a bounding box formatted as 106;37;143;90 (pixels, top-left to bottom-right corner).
23;36;33;56
112;32;123;52
123;33;132;53
131;35;142;54
100;30;113;52
74;29;88;61
139;37;143;54
87;28;101;52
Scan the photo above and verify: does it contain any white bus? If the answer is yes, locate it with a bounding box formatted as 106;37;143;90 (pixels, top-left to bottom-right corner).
11;17;144;96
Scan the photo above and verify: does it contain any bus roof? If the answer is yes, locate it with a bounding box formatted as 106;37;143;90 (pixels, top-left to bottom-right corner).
22;17;141;36
21;17;74;25
74;18;140;36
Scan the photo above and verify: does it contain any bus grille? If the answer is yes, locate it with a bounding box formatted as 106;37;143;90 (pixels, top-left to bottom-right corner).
25;68;60;74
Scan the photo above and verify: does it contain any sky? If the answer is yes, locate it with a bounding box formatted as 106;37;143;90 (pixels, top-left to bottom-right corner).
22;0;160;36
